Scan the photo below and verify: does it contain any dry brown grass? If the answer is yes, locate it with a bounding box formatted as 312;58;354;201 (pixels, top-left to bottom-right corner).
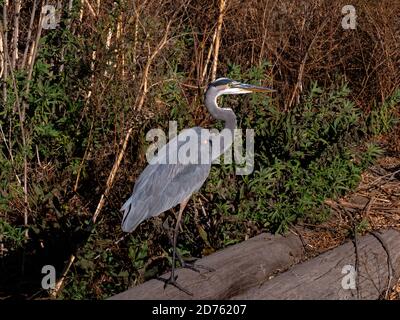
66;0;400;119
69;0;400;212
1;0;399;299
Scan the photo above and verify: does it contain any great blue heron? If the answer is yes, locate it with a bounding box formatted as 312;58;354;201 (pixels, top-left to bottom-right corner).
121;78;275;294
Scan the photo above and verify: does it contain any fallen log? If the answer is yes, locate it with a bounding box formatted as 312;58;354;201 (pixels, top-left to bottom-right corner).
233;228;400;300
109;228;400;300
109;232;305;299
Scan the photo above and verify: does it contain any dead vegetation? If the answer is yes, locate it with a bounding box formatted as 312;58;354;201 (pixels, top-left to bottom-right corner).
294;127;400;299
0;0;399;299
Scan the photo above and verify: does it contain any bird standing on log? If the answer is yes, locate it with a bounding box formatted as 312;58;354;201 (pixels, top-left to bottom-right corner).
121;78;275;294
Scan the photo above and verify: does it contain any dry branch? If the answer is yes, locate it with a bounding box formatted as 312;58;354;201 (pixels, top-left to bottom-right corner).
25;8;44;94
84;0;97;18
135;20;172;111
2;0;9;104
11;0;21;69
211;0;226;81
93;127;133;223
288;20;327;109
200;28;217;84
21;0;38;70
50;255;76;298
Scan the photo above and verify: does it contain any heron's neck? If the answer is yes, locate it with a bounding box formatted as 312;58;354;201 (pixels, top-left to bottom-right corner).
205;93;237;131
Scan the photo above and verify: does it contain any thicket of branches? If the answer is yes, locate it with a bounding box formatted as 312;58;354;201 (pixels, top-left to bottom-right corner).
0;0;399;299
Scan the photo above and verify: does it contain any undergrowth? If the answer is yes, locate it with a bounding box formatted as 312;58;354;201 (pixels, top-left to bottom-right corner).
1;1;399;300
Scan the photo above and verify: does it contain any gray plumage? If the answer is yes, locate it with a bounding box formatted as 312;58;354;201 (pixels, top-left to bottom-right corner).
121;78;275;233
121;127;212;232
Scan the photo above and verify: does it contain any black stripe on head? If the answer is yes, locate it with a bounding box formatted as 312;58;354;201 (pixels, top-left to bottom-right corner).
209;78;233;87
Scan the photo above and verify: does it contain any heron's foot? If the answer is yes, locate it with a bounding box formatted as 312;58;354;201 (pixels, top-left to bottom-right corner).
157;274;193;296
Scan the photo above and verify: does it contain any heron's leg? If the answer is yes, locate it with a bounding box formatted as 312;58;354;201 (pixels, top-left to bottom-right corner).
170;198;188;278
158;198;193;295
163;231;214;273
174;199;214;273
162;205;214;273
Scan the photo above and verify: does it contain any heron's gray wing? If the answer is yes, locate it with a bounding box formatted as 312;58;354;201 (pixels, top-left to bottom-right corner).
121;163;211;232
121;127;212;232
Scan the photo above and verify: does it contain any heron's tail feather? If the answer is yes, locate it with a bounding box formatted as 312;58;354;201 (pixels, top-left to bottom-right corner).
120;196;147;232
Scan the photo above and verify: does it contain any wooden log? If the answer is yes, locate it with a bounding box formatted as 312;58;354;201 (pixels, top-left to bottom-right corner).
109;228;400;300
109;233;305;299
232;228;400;300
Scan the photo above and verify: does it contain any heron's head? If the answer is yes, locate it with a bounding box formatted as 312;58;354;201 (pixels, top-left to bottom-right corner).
206;77;276;98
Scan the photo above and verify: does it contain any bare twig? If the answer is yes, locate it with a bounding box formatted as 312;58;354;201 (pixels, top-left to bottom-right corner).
51;255;76;297
25;8;44;95
340;206;361;299
364;169;400;189
117;11;124;79
200;27;216;84
131;3;140;79
96;0;101;15
0;122;14;164
2;0;9;104
104;27;113;77
11;0;21;69
211;0;226;81
79;0;85;21
92;127;133;223
21;0;37;70
84;0;97;18
370;230;397;299
0;28;4;79
288;20;328;109
135;20;172;111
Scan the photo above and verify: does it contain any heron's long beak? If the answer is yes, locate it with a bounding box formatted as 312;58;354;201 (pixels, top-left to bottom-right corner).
233;82;276;93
